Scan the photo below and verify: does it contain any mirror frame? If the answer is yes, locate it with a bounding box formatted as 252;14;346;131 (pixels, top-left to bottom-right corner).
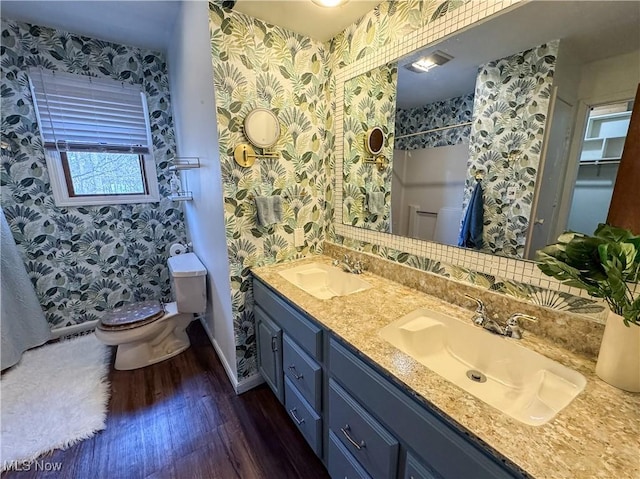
332;1;552;273
244;108;280;148
366;127;385;155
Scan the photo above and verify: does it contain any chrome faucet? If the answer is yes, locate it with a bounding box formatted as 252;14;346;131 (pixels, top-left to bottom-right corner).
464;294;537;339
503;313;538;339
332;254;365;274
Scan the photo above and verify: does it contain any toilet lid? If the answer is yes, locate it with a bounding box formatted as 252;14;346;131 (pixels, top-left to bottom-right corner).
98;300;166;331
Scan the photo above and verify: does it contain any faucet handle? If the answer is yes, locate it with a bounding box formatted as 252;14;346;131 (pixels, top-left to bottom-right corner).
464;294;486;313
504;313;537;339
464;294;486;325
506;313;537;326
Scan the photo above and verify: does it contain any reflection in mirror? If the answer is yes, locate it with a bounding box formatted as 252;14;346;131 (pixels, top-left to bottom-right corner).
340;1;640;260
366;127;385;155
342;63;397;231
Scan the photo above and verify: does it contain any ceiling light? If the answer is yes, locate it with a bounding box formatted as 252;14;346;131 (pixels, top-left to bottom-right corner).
405;51;453;73
311;0;349;7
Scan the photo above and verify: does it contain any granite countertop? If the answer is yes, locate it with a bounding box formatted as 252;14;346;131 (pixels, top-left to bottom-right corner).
252;255;640;479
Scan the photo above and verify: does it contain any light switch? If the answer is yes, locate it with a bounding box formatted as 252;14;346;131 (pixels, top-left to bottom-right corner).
506;187;517;200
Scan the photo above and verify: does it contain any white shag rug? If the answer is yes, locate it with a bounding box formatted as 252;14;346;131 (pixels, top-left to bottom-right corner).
1;334;111;470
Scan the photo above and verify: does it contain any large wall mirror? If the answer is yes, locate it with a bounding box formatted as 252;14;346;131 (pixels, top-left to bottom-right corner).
340;1;639;260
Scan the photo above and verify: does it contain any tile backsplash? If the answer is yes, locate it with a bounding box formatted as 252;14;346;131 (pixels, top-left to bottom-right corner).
323;242;606;359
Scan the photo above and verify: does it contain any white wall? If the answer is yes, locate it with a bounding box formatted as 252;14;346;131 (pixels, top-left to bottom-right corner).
577;50;640;102
167;1;238;390
554;49;640;240
392;143;468;241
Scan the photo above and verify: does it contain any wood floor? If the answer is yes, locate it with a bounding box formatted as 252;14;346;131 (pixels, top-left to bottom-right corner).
2;322;329;479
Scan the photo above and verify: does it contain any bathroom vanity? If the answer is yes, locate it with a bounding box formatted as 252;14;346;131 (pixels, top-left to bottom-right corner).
252;255;639;479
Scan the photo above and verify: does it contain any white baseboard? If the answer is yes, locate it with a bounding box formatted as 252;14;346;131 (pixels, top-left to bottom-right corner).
50;320;98;339
235;373;265;394
198;317;240;391
198;317;264;395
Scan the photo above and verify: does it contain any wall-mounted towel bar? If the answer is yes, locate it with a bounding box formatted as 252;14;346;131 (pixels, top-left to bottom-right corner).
395;121;472;140
247;192;308;201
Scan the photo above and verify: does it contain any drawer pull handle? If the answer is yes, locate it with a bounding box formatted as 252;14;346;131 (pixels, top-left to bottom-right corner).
288;365;304;380
289;408;305;425
341;425;366;450
271;337;278;352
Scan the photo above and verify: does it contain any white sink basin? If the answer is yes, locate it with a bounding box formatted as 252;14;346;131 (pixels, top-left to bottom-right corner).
278;262;372;299
379;309;586;426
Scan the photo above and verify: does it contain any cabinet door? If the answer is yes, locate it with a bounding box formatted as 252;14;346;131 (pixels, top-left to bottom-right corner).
256;305;283;403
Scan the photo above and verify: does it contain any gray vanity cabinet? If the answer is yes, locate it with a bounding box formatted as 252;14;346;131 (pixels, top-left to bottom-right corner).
328;339;524;479
255;305;283;403
254;278;324;457
252;276;525;479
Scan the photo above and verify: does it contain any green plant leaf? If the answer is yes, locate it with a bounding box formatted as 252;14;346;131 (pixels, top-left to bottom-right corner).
623;296;640;326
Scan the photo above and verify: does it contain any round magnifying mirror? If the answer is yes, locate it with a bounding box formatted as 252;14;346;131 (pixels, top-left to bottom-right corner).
366;127;385;155
244;108;280;148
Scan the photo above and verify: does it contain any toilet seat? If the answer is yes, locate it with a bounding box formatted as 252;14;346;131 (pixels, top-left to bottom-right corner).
97;300;166;331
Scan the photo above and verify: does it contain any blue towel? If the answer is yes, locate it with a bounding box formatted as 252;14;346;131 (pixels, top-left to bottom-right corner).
458;182;484;249
255;196;283;226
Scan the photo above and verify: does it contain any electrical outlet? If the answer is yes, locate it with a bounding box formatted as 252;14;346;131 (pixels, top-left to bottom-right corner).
506;186;517;200
294;227;305;247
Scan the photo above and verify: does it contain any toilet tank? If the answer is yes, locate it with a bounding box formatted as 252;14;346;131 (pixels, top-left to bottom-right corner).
167;252;207;313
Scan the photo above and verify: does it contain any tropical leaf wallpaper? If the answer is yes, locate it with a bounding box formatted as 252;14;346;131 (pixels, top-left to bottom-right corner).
330;0;470;70
342;63;397;232
208;4;330;379
0;19;186;330
395;93;474;150
463;41;559;259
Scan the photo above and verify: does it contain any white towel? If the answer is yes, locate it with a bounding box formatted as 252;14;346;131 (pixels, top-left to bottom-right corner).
255;196;283;226
367;192;385;215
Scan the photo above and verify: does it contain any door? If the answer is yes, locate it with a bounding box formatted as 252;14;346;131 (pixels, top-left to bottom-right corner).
527;94;574;258
256;306;283;403
608;83;640;234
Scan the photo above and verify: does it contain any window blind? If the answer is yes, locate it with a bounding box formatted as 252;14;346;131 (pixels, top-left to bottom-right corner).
28;69;152;154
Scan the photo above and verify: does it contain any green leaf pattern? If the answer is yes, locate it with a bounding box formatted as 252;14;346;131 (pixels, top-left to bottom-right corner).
1;19;187;330
342;63;397;231
209;4;329;379
464;42;559;258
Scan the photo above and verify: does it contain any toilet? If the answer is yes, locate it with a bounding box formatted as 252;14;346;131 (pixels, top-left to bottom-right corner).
95;252;207;370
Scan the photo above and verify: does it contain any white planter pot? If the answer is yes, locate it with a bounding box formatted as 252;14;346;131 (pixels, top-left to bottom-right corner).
595;311;640;393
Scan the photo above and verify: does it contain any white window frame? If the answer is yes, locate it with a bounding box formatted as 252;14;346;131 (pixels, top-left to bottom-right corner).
44;150;160;207
29;68;160;207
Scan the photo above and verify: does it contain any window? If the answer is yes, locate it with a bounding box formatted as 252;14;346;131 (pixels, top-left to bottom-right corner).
29;69;159;206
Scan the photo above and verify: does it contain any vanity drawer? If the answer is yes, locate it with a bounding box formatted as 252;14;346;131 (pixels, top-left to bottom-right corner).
329;338;520;479
254;279;323;360
283;334;322;411
284;376;322;456
328;430;372;479
403;452;442;479
329;379;399;479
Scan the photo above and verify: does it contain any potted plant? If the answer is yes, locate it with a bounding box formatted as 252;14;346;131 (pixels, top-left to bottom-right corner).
535;223;640;392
